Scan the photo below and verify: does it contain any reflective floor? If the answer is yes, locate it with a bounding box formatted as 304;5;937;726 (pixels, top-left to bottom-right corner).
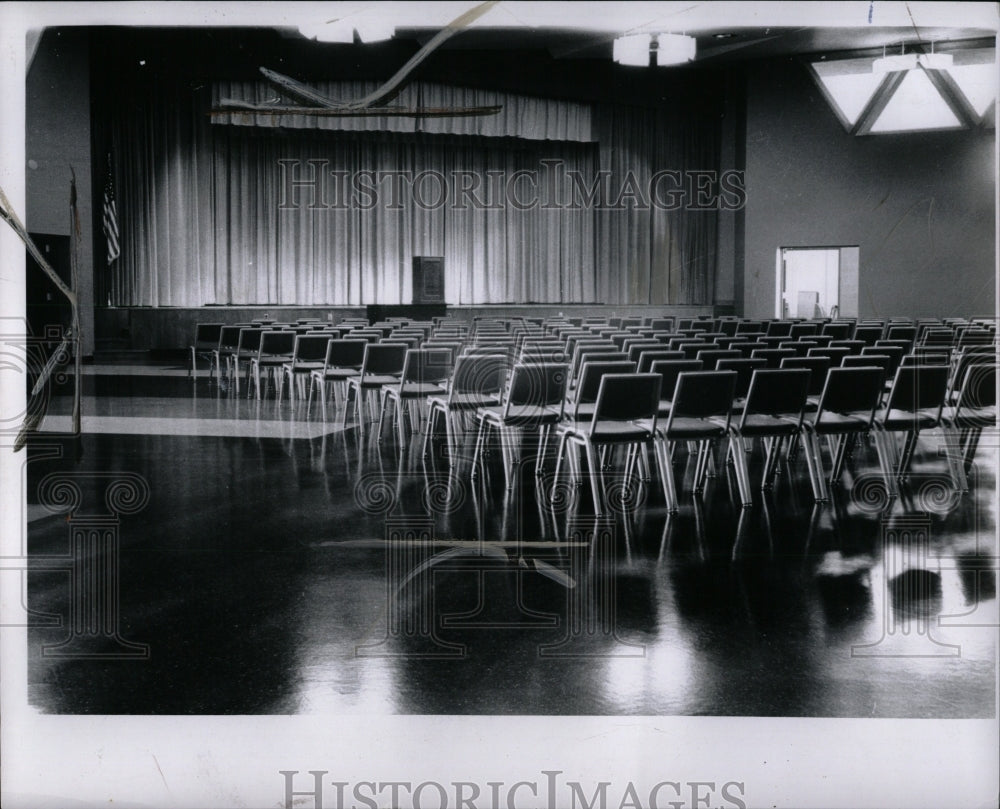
22;361;999;716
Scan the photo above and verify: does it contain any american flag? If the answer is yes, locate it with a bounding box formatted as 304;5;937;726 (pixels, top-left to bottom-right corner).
102;154;121;265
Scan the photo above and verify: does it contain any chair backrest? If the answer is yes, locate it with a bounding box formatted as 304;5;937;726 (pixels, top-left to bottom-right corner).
884;325;916;343
853;325;884;346
399;348;454;385
789;322;819;338
637;350;685;373
650;359;704;401
750;348;796;369
717;357;767;399
236;327;264;355
741;369;811;425
588;373;662;432
954;362;997;415
808;346;851;362
217;325;243;351
863;344;904;373
901;352;949;366
695;349;743;370
829;340;865;355
294;334;332;364
667;370;738;423
884;365;949;414
258;330;296;358
815;367;885;420
821;322;853;339
325;338;369;369
779;355;831;396
573;360;637;417
194;323;224;347
765;321;793;337
361;343;408;377
730;341;766;358
841;353;891;373
503;362;569;416
778;340;817;357
626;341;667;362
449;354;509;400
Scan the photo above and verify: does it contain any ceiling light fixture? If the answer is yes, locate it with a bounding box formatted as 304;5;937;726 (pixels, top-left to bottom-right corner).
298;21;355;43
656;33;696;66
613;33;652;66
613;33;696;67
354;23;395;44
872;42;953;74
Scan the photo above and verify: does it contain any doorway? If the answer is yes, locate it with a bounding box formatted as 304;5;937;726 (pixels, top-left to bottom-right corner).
776;246;859;319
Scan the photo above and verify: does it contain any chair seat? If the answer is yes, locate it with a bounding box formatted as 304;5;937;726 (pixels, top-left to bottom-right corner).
946;406;997;429
354;374;401;388
391;382;450;398
290;361;325;373
660;417;728;439
656;399;673;417
736;414;801;437
558;420;655;443
810;412;872;434
428;392;502;411
569;402;598;419
477;404;564;425
316;367;361;381
876;407;941;431
255;356;291;367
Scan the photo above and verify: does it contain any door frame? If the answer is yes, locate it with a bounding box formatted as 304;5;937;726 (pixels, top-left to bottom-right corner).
775;245;860;319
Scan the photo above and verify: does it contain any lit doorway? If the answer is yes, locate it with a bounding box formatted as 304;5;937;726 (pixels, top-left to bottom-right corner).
777;246;859;319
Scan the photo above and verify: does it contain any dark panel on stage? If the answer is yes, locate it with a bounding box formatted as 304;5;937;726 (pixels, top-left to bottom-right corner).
366;304;448;323
412;256;445;304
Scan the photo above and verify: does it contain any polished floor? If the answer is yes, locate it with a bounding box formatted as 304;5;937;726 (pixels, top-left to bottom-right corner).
22;360;999;716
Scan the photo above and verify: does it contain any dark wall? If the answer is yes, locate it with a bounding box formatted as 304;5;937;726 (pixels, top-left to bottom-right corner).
26;28;95;354
742;57;995;319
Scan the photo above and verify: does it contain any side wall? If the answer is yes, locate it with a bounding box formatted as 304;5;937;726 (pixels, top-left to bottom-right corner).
742;57;995;320
26;29;95;355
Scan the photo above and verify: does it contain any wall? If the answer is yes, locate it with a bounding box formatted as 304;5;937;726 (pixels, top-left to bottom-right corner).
742;57;995;320
25;28;95;356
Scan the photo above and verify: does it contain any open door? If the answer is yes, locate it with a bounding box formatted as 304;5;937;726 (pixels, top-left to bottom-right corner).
777;246;859;319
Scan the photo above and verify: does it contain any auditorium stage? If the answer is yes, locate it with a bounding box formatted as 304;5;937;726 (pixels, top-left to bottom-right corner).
94;304;719;353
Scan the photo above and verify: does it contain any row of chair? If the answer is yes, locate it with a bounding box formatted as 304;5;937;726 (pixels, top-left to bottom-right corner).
310;335;995;515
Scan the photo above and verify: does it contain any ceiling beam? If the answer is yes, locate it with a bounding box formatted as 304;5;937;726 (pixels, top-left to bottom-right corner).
919;63;980;127
852;69;907;135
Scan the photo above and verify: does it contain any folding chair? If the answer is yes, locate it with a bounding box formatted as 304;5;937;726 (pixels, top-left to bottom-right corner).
377;348;454;446
728;368;811;503
249;330;296;399
552;373;662;516
308;338;368;408
872;364;965;493
342;343;408;426
654;370;738;512
471;362;568;490
798;366;887;502
279;334;331;402
424;353;509;463
945;361;997;473
189;323;223;378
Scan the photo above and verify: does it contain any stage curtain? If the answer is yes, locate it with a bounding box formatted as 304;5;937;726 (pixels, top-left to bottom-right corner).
106;81;716;307
594;103;719;306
